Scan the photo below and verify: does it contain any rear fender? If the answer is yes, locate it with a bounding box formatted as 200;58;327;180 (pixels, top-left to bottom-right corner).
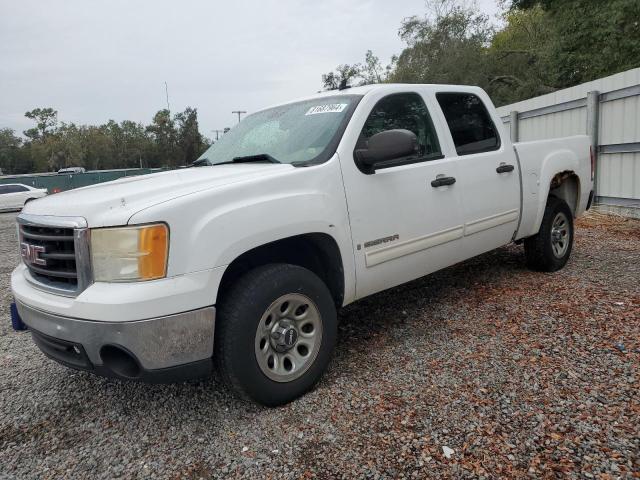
533;149;580;233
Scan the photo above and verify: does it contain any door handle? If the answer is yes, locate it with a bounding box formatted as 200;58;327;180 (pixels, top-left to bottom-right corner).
431;176;456;187
496;164;515;173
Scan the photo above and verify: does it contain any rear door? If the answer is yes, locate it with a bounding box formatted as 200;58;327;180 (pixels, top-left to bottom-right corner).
7;185;30;209
0;185;10;210
434;91;520;258
338;89;467;299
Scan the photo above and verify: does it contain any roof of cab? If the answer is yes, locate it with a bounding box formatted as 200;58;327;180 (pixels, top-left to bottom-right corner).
256;83;486;113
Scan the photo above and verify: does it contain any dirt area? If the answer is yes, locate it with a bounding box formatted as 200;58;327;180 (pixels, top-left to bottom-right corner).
0;211;638;479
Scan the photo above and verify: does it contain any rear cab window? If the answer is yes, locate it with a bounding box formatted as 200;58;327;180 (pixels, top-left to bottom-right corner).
436;93;500;156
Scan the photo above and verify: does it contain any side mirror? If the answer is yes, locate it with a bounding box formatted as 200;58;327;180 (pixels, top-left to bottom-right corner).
355;129;418;174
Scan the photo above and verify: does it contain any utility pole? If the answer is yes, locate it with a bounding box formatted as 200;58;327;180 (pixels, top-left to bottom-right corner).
211;129;225;141
164;81;171;113
232;110;246;123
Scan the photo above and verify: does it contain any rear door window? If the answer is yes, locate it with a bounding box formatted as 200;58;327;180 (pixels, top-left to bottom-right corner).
5;185;28;193
436;93;500;155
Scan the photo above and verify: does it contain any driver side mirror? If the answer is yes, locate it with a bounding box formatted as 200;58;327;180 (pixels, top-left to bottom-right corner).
355;129;419;174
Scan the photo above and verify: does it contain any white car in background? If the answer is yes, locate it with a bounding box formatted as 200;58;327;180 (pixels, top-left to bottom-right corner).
0;184;47;212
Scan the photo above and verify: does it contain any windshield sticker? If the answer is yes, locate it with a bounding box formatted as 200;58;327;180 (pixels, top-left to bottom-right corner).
305;104;348;115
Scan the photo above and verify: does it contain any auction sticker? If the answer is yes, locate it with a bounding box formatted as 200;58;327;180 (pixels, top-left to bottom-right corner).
305;104;348;115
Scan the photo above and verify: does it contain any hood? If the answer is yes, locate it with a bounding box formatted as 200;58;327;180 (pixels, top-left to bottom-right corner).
22;164;294;227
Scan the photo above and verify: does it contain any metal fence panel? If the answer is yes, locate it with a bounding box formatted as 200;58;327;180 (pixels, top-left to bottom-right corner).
0;168;164;193
496;67;640;208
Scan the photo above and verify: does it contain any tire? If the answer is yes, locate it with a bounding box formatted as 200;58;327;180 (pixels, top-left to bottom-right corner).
215;264;337;406
524;196;574;272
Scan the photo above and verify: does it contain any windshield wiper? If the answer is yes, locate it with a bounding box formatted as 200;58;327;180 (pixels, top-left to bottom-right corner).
214;153;281;166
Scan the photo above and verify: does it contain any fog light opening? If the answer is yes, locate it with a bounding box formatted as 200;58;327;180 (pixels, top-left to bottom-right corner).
99;345;141;378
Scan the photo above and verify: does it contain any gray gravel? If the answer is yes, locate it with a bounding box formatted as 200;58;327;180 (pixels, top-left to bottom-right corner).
0;210;638;479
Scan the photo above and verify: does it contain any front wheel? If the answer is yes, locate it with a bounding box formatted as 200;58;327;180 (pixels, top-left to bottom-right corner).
215;264;337;406
524;196;574;272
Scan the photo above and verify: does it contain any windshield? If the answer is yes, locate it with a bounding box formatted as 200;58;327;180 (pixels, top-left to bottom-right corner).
197;95;361;166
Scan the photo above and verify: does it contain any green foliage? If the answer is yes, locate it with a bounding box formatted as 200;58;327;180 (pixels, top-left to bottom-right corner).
0;128;28;174
322;64;362;90
174;107;207;166
23;108;58;142
544;0;640;86
321;51;391;90
486;5;558;104
321;0;640;106
392;2;493;87
0;106;210;175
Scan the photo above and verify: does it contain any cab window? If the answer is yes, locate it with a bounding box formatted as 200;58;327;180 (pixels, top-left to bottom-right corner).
356;93;442;165
436;93;500;155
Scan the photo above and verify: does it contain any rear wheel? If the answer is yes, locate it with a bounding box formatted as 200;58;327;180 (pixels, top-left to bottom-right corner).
215;264;337;406
524;196;574;272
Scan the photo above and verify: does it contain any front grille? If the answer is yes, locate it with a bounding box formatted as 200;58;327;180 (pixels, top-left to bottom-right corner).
17;214;92;296
19;224;78;288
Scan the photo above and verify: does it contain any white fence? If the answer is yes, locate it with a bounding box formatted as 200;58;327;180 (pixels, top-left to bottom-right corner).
496;68;640;211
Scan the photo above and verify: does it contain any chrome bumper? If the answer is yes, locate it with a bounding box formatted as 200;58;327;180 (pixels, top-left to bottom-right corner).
16;301;216;379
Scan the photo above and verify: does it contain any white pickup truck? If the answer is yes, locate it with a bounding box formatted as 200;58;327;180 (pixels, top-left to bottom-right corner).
11;84;593;405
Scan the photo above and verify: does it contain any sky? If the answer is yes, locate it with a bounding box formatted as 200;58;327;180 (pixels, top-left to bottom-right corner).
0;0;502;139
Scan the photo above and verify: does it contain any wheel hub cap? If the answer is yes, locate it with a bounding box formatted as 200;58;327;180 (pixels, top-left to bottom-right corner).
270;320;299;352
551;212;569;258
254;293;323;383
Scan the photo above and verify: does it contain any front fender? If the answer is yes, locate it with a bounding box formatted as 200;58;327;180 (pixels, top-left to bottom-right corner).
128;159;356;303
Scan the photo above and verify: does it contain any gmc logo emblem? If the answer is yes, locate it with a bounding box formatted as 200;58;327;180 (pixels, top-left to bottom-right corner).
20;242;47;266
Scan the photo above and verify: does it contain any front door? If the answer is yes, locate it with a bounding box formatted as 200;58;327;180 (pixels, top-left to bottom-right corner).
338;90;467;299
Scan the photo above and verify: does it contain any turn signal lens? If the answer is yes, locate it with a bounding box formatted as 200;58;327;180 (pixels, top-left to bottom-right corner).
91;223;169;282
138;224;168;280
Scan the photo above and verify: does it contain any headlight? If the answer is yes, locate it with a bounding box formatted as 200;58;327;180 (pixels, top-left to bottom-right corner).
91;223;168;282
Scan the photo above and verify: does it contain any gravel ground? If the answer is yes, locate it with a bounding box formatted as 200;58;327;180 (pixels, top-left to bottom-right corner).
0;210;638;479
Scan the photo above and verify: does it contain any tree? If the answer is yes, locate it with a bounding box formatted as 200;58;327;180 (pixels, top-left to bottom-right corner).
321;50;391;90
360;50;385;85
23;108;58;141
146;109;178;168
0;128;27;174
322;64;362;90
390;1;493;87
2;104;211;173
511;0;640;87
319;0;639;106
486;5;557;105
175;107;206;165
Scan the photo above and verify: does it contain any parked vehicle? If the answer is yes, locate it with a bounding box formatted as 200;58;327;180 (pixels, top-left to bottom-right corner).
0;184;47;212
57;167;86;174
11;84;593;405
